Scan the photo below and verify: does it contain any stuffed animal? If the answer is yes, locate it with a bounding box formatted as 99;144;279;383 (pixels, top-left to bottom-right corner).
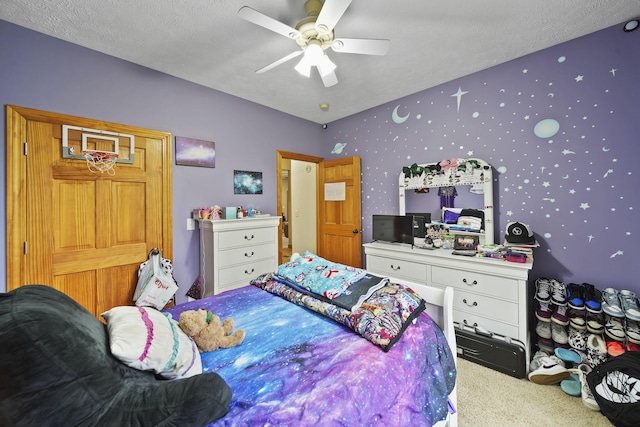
178;309;245;353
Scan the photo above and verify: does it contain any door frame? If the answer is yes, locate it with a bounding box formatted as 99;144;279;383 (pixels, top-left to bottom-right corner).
276;150;323;264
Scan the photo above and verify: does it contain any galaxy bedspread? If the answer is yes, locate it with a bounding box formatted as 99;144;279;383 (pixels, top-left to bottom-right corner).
164;285;456;427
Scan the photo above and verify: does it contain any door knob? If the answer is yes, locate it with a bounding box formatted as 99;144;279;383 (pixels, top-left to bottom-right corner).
352;229;360;234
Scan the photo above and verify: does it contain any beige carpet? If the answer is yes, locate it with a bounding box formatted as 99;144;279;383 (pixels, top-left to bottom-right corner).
456;358;612;427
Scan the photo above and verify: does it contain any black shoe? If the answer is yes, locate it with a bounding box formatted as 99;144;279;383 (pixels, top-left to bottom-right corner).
566;283;584;310
583;283;602;314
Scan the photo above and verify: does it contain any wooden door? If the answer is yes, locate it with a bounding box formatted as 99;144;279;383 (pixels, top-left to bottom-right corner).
6;105;172;317
318;156;362;268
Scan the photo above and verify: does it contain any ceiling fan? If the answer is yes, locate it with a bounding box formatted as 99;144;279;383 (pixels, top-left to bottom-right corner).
238;0;390;87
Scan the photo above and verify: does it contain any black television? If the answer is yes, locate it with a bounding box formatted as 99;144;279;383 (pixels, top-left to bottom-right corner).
372;215;414;245
406;212;432;238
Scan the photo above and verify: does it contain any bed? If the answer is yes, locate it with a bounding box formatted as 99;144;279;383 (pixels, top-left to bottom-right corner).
163;255;458;427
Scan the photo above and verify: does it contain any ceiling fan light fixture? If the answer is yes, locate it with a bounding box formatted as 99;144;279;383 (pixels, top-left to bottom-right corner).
304;41;324;66
294;57;312;77
317;55;336;77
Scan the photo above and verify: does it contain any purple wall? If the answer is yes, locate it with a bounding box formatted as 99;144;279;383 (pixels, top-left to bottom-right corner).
0;20;324;301
2;19;640;299
324;23;640;293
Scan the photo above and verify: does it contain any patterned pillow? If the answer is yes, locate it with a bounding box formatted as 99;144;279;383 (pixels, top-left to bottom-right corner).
102;306;202;379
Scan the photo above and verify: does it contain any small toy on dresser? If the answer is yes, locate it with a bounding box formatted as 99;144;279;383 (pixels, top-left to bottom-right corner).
178;309;245;352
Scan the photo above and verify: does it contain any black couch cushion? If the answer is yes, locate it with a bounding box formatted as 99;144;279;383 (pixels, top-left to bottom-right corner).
0;285;232;426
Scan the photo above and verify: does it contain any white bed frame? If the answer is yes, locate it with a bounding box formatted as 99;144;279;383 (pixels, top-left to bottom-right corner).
387;276;458;427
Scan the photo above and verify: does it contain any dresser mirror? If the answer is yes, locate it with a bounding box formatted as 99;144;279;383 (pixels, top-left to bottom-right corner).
399;158;495;244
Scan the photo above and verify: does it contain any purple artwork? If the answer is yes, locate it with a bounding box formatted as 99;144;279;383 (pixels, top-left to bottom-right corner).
175;136;215;168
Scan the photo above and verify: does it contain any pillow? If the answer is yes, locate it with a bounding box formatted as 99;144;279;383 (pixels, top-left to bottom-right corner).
102;306;202;379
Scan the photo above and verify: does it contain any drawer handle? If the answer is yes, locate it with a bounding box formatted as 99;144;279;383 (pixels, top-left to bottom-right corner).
390;265;401;271
244;234;255;241
462;278;478;286
244;268;255;275
463;320;478;327
462;299;478;307
245;251;255;258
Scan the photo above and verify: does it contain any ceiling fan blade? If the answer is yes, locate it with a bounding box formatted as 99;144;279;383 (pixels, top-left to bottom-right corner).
318;68;338;88
315;0;352;34
256;50;304;74
331;38;390;55
238;6;301;39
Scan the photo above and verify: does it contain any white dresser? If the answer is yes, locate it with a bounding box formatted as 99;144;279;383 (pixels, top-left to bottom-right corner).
197;217;281;297
363;241;533;363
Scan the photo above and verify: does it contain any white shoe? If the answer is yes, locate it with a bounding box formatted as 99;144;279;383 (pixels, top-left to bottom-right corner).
551;323;568;344
586;333;607;367
536;321;552;339
576;364;600;411
528;355;569;385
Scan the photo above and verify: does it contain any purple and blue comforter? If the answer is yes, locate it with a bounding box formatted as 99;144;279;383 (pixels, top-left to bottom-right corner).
164;284;456;426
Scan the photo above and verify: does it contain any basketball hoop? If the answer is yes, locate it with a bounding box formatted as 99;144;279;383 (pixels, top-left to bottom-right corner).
82;150;119;175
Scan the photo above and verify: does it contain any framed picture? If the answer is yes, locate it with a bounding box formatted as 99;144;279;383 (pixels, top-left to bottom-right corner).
453;234;479;250
175;136;216;168
234;170;263;194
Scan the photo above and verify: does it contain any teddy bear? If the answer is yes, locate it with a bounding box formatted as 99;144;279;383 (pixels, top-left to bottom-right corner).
178;309;245;353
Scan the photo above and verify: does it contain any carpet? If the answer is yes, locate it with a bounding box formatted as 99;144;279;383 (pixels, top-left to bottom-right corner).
456;358;612;426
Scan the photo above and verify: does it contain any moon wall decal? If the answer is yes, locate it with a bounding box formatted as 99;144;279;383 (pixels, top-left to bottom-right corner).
392;105;410;124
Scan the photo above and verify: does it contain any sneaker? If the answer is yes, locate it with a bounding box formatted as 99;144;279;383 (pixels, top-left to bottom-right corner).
538;337;554;353
551;304;570;326
528;355;570;385
576;363;600;410
604;315;626;342
625;318;640;344
566;283;585;310
551;323;568;344
606;339;626;357
627;341;640;352
586;312;604;335
619;290;640;321
535;301;552;322
536;320;552;339
601;287;624;318
568;326;588;351
550;279;567;306
535;278;552;303
586;333;608;368
529;350;551;373
583;283;602;313
569;308;587;330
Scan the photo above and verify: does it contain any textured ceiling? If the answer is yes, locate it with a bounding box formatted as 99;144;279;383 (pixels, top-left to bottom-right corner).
2;1;640;124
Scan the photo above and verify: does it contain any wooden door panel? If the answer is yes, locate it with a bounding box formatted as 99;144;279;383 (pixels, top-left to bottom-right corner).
318;156;362;268
6;105;172;318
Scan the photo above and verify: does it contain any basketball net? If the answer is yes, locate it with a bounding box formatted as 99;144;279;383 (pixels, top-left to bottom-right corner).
82;150;118;175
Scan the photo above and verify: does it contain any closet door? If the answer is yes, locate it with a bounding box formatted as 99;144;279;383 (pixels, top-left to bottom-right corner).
6;106;173;317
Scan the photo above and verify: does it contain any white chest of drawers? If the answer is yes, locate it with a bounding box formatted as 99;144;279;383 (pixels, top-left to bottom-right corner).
198;217;280;297
363;241;533;363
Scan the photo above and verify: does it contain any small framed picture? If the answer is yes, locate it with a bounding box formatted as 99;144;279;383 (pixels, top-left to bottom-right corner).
175;136;216;168
453;234;479;250
234;170;263;194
